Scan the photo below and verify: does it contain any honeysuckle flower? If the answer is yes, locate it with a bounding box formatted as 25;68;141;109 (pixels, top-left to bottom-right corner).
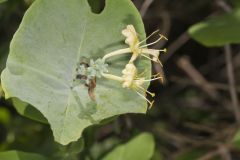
101;25;167;107
101;62;163;108
76;25;166;108
102;24;167;65
122;63;137;88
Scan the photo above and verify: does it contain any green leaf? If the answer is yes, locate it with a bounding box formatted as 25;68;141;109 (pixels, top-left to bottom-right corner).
0;44;8;74
90;137;120;159
0;107;10;126
175;148;220;160
175;149;207;160
102;133;155;160
0;84;4;98
232;130;240;149
54;138;84;160
0;0;7;4
0;151;49;160
12;98;48;124
1;0;150;145
188;9;240;47
231;0;240;7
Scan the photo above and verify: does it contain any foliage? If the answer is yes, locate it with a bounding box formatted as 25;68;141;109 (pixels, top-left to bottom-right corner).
102;133;155;160
188;9;240;46
0;150;48;160
0;0;7;4
1;0;150;145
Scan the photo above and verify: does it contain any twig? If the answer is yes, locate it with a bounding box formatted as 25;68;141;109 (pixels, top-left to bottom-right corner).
223;52;240;75
162;11;220;64
216;1;240;125
183;122;216;134
197;149;219;160
197;144;232;160
215;0;232;12
153;10;171;49
224;45;240;125
218;145;232;160
169;76;240;93
232;51;240;68
153;11;171;84
177;56;220;100
140;0;154;17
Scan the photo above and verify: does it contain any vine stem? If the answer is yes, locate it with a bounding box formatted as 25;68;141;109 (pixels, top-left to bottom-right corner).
224;45;240;126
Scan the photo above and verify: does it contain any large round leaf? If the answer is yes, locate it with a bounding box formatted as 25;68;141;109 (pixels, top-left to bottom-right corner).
1;0;151;145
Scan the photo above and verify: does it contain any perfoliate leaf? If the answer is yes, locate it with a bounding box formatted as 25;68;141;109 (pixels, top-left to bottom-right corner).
1;0;151;145
188;9;240;47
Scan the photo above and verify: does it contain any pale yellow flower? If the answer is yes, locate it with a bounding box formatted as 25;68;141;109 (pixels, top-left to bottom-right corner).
103;25;167;65
101;63;162;108
101;25;167;108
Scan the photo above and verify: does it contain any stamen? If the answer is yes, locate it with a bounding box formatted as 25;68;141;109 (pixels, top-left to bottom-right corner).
152;72;161;78
140;76;163;82
152;73;164;83
140;54;163;66
137;69;148;77
137;85;155;97
139;34;167;48
136;90;154;107
141;54;157;62
141;49;165;66
156;58;163;67
148;100;154;108
138;30;159;46
160;34;168;41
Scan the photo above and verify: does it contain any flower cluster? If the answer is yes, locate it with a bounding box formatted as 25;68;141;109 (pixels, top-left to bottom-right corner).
77;25;167;108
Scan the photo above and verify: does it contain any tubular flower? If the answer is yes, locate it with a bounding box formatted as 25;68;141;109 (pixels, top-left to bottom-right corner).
101;65;163;108
102;25;167;65
100;25;167;107
77;24;167;107
122;63;137;88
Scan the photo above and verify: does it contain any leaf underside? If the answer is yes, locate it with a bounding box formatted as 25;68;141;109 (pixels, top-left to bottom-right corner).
1;0;151;145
